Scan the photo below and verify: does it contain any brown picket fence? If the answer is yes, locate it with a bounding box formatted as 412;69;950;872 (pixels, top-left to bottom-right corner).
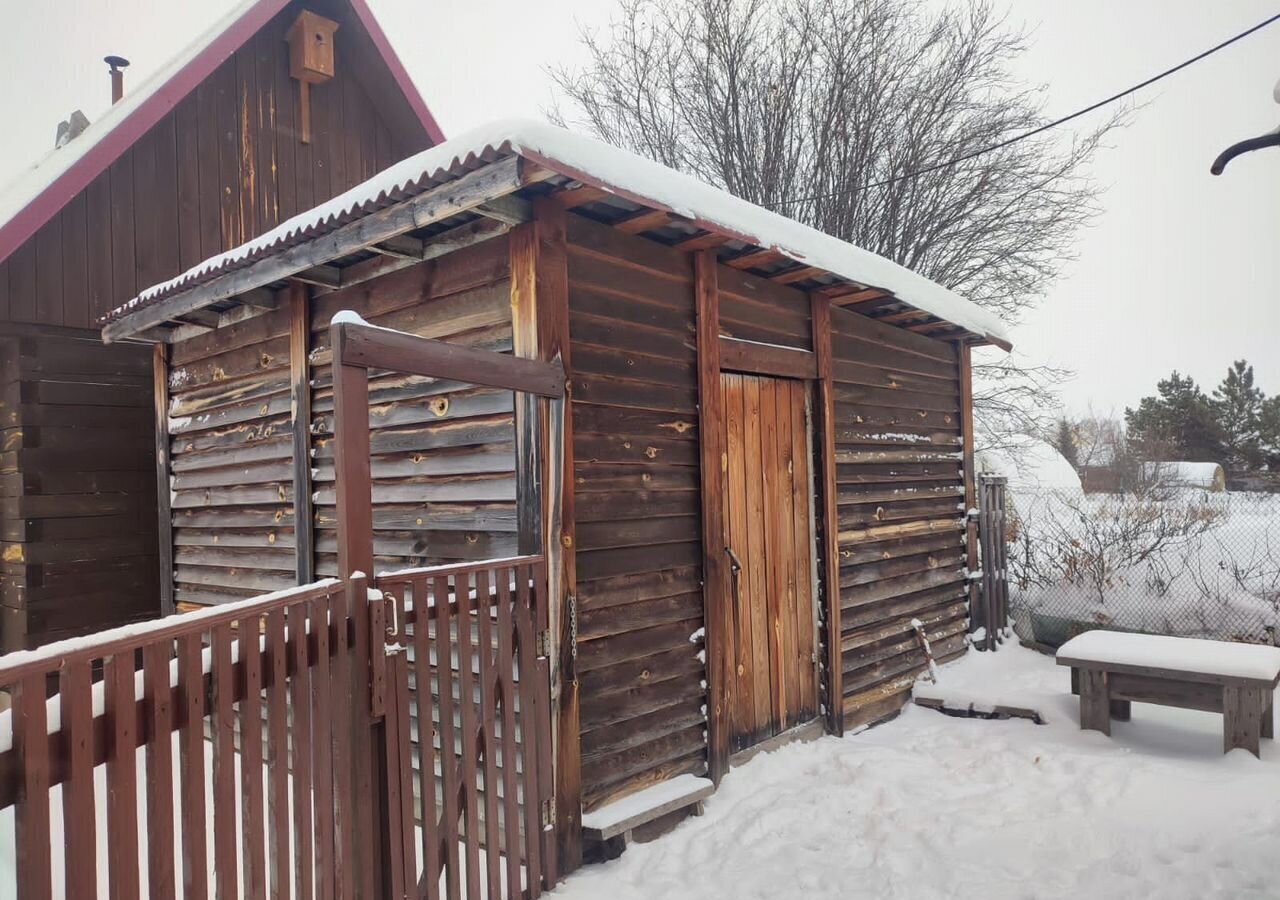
375;555;556;900
0;555;553;900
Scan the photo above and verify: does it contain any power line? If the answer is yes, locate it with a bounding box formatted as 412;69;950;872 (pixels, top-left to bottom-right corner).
774;10;1280;208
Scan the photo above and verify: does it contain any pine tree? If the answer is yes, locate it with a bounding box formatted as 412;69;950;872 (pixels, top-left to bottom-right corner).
1053;418;1079;469
1212;360;1264;471
1260;396;1280;470
1125;372;1224;462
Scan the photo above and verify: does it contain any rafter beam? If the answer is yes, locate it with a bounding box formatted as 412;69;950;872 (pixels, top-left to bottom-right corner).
672;231;731;251
726;248;785;270
552;183;612;209
291;264;343;289
614;208;673;234
369;235;426;260
770;265;826;285
475;195;532;226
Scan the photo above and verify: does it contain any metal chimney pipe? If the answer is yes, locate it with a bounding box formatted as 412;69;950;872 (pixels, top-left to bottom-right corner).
104;55;130;104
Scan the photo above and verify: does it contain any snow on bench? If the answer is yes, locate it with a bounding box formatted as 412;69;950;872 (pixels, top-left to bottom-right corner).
1057;631;1280;684
581;774;714;842
1056;630;1280;756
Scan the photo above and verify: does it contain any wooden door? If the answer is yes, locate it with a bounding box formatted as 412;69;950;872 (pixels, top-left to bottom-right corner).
720;372;819;751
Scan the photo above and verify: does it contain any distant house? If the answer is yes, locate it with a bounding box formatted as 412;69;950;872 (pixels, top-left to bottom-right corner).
0;0;443;650
1140;461;1227;493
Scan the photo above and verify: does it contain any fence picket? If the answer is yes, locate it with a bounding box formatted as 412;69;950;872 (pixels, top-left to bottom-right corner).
475;568;504;899
289;603;316;900
434;574;463;900
239;619;267;900
14;673;51;900
210;624;238;900
178;633;209;900
411;576;442;900
513;566;544;896
106;651;141;900
143;642;177;900
265;608;291;900
494;573;523;898
311;593;337;900
456;571;483;900
62;659;97;900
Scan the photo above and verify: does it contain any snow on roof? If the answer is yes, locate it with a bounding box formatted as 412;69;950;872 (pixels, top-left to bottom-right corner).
1139;461;1226;489
0;0;443;268
106;119;1010;347
977;438;1082;495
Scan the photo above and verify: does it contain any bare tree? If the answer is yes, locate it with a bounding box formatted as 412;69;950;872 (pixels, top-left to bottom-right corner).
550;0;1122;447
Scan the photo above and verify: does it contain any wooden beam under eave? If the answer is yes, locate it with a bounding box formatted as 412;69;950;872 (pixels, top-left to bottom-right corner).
614;208;673;234
770;265;826;285
292;264;342;289
695;249;732;787
369;235;425;260
552;183;612;209
725;247;785;270
476;194;533;226
810;294;842;736
826;287;888;307
877;308;935;326
672;231;731;251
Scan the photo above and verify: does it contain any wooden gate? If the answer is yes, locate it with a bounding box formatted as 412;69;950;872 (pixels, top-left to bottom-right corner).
376;557;556;900
976;474;1010;650
719;372;819;751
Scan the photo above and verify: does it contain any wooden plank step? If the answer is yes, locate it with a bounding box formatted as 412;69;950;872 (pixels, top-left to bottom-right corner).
580;774;714;841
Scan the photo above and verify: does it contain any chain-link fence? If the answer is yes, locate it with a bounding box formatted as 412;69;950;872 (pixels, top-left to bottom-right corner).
1003;482;1280;647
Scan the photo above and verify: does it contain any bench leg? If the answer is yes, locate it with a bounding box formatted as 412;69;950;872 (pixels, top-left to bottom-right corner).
1079;669;1111;736
1223;685;1266;757
1109;699;1131;722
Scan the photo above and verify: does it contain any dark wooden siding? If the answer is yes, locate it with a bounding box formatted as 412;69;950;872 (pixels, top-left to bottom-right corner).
566;216;707;812
310;240;517;576
830;307;969;729
0;0;422;331
0;332;159;648
167;304;297;606
163;239;517;606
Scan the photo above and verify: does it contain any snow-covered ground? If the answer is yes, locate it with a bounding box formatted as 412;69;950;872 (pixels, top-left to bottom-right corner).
558;642;1280;900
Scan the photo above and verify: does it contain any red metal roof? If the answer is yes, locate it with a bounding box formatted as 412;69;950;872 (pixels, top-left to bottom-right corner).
0;0;445;268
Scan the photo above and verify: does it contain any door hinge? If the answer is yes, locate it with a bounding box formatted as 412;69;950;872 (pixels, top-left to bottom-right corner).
536;629;552;658
541;798;556;828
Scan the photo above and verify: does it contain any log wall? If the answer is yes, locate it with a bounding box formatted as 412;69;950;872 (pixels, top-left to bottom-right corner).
829;306;969;729
164;238;517;607
0;330;159;647
565;216;707;811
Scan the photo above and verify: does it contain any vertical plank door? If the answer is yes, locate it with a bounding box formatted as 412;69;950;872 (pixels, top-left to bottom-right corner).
720;373;819;750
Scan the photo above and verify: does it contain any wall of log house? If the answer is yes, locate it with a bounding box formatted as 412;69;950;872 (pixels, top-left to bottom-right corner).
829;306;969;730
565;216;708;812
164;238;517;607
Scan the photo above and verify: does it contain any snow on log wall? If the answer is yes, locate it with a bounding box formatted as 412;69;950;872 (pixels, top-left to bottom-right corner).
165;238;517;607
566;216;708;812
829;307;969;729
0;332;160;647
309;239;518;577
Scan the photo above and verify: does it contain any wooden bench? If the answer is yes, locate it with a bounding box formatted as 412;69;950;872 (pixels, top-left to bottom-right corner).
1057;631;1280;757
581;775;714;857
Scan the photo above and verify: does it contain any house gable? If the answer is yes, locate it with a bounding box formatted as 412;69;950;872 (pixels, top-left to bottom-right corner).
0;0;441;329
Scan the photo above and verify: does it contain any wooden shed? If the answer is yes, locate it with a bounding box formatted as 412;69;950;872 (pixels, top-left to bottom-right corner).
0;0;443;650
100;121;1011;864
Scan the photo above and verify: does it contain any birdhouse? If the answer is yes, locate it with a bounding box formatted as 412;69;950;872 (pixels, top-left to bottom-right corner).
286;10;339;144
287;10;339;83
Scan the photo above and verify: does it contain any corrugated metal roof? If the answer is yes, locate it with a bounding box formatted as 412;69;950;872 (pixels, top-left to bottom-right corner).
104;120;1011;347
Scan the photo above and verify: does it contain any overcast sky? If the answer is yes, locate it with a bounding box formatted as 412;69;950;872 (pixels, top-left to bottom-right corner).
2;0;1277;419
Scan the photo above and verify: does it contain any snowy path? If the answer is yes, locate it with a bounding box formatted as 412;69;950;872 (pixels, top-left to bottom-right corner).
558;644;1280;900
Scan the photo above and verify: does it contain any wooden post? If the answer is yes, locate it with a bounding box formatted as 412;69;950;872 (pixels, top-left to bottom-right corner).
810;295;843;736
958;343;981;646
329;322;382;898
695;249;731;784
153;342;175;616
289;283;315;583
511;198;581;878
